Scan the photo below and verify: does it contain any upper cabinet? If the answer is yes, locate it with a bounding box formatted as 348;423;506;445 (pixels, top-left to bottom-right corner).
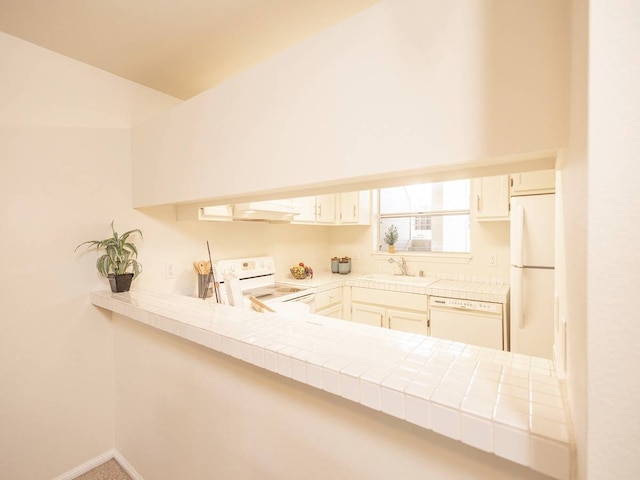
338;191;361;224
179;190;371;225
473;170;556;222
292;191;370;226
317;194;337;223
473;175;510;221
290;196;317;223
291;194;335;224
510;170;556;196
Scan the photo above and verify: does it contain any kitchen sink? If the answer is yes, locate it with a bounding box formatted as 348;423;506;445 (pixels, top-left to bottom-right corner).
357;274;440;286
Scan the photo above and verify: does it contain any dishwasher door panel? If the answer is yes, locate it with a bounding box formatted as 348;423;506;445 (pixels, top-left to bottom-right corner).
430;308;503;350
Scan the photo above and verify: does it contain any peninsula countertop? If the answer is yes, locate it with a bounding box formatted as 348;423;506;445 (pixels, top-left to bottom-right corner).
90;289;571;480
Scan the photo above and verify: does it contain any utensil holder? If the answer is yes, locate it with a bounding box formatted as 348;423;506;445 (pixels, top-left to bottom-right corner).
198;273;213;299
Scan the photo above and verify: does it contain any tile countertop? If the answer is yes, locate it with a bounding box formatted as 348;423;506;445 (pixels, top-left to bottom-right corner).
91;289;572;480
277;271;510;304
276;271;344;293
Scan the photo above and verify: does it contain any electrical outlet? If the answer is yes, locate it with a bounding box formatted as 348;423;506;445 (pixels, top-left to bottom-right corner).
488;254;497;267
165;262;176;279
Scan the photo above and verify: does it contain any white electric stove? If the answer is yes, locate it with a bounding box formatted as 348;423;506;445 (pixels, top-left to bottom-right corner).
215;256;315;309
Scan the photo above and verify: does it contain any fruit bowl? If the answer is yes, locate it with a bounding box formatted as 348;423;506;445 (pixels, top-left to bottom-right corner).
290;263;313;279
290;268;308;279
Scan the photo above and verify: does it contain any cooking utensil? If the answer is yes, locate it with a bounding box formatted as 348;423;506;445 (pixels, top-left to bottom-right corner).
206;241;220;303
249;295;275;313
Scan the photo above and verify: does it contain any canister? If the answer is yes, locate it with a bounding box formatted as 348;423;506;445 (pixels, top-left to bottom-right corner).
338;259;351;275
331;257;339;273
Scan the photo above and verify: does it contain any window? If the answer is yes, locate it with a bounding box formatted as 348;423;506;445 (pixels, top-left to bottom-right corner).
378;180;471;253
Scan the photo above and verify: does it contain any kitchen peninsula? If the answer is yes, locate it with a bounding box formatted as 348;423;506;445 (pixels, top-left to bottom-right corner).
91;287;571;480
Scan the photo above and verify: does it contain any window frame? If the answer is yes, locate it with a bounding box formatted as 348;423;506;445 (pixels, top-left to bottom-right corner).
375;180;472;256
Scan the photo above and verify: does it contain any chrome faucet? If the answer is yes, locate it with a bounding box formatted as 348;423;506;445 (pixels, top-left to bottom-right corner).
388;257;409;276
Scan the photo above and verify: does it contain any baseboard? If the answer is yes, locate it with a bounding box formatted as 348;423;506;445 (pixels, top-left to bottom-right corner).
51;449;144;480
51;449;115;480
113;450;144;480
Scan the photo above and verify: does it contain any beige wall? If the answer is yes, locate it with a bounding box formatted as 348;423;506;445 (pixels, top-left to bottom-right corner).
114;314;550;480
559;0;588;478
586;1;640;478
0;30;335;479
11;0;624;478
132;0;569;208
0;31;179;479
135;208;333;294
0;31;335;479
561;1;640;479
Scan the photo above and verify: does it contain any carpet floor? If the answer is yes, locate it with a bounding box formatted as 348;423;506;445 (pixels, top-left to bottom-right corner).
74;459;132;480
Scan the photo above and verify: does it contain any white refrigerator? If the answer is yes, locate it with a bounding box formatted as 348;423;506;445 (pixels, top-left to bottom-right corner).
510;193;555;359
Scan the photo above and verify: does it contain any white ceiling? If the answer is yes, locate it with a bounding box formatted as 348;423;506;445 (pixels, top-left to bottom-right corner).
0;0;381;99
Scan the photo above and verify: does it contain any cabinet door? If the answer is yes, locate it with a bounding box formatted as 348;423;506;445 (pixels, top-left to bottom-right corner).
351;303;385;327
316;194;336;223
317;304;342;319
292;196;318;223
339;192;359;223
474;175;510;221
387;308;428;334
510;170;555;195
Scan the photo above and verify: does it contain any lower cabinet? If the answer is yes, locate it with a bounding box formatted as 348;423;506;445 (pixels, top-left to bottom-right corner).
318;303;342;319
315;287;343;319
387;308;429;334
349;287;428;335
350;303;385;327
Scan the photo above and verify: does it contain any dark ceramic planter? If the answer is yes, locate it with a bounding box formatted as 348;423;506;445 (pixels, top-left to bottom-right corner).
108;273;134;293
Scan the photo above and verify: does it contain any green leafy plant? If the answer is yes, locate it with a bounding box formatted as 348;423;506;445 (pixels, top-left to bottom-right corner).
75;221;143;279
384;224;398;246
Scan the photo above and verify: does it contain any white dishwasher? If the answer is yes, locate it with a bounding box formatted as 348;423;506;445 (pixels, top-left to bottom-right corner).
429;296;505;350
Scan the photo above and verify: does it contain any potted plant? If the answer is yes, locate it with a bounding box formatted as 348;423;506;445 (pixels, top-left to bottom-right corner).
75;221;143;292
384;224;398;253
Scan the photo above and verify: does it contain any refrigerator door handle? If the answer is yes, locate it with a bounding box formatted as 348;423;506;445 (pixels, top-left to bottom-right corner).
513;267;524;329
513;204;525;267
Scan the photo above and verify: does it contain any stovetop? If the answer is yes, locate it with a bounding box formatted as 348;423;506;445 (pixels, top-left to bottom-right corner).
242;283;311;302
215;256;313;303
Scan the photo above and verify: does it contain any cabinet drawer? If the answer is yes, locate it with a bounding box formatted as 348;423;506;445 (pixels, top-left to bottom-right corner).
351;287;426;312
315;287;342;310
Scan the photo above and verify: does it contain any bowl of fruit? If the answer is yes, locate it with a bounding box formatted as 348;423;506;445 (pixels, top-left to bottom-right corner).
290;262;313;280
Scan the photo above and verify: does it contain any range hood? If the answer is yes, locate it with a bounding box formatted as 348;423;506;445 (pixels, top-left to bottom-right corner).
233;200;301;222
